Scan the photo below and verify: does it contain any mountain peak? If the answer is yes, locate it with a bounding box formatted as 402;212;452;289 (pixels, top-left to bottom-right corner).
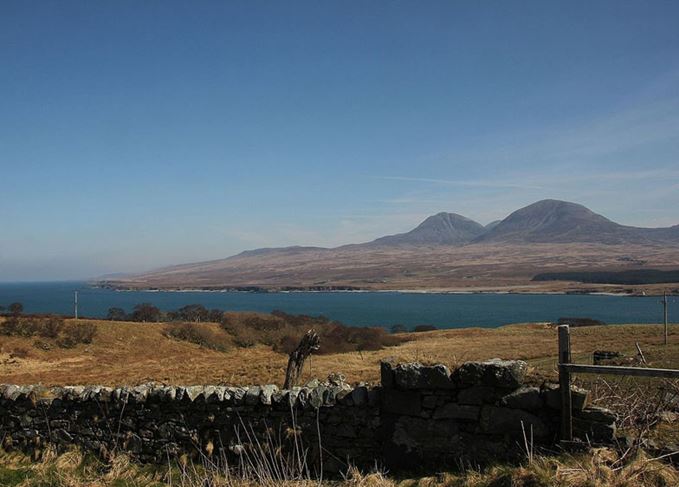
522;198;597;211
370;212;485;246
476;199;627;243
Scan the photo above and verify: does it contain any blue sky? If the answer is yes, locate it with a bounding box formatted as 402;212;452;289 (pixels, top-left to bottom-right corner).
1;1;679;280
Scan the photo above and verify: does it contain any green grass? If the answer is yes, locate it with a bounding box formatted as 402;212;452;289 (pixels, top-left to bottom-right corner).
0;466;29;486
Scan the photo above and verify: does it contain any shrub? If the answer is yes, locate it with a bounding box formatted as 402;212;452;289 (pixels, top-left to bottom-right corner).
9;347;29;359
207;309;224;323
175;304;210;322
221;311;406;355
57;322;97;348
0;316;21;336
8;302;23;316
1;315;94;349
220;313;283;348
276;334;300;354
318;324;402;354
232;328;259;348
557;317;606;327
38;315;64;338
412;324;437;332
33;339;52;351
0;316;63;337
106;307;128;321
164;322;231;352
130;303;161;322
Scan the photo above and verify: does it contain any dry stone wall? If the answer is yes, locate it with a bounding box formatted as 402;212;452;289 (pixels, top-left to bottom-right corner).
0;360;616;473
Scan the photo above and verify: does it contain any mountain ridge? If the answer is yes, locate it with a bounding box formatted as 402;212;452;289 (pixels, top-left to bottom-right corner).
108;199;679;289
368;212;486;246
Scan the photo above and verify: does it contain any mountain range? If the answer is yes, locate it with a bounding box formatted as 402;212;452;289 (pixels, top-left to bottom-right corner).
365;199;679;247
107;199;679;291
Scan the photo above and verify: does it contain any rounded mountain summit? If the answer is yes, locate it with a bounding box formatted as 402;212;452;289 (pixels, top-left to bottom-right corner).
370;212;486;246
476;199;678;245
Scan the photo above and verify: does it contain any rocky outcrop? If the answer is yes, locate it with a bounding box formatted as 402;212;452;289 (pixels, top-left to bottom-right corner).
0;360;616;473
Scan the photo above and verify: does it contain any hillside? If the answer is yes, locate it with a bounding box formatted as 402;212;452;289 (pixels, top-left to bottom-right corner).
106;199;679;291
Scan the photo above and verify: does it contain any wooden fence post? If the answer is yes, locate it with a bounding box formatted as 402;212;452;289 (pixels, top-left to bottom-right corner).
558;325;573;442
663;291;669;346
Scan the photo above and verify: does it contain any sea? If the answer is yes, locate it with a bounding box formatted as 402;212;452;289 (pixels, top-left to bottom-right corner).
0;281;672;329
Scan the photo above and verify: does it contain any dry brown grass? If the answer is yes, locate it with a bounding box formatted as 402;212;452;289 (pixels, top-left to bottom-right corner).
1;446;678;487
1;317;678;387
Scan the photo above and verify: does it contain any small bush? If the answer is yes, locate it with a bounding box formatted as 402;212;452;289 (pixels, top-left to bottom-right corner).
412;324;437;332
0;315;64;338
8;302;23;316
164;323;231;352
276;335;300;354
220;314;280;347
320;324;403;354
0;316;38;337
557;317;606;327
0;316;21;336
38;316;64;338
130;303;162;322
106;307;128;321
9;347;29;359
1;316;96;349
33;340;52;351
57;322;97;348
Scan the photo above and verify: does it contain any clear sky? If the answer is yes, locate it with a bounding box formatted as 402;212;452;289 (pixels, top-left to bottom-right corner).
2;1;679;281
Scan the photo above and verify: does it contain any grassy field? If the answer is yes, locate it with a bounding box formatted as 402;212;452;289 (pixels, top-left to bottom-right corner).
1;316;678;387
2;316;679;486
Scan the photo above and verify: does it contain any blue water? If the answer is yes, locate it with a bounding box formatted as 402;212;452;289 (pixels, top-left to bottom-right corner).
0;281;673;329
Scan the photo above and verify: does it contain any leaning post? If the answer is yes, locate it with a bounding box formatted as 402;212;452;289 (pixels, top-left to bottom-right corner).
558;324;573;442
663;291;669;346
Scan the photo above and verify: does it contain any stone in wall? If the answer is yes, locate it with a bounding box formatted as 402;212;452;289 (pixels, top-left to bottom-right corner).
501;386;543;411
452;359;527;388
393;363;454;389
543;383;590;411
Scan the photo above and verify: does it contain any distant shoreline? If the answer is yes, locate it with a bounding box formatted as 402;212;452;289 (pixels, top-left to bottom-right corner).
92;283;672;297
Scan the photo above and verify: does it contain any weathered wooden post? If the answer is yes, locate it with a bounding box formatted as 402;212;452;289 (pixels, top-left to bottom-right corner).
663;291;669;346
558;324;573;441
283;329;320;389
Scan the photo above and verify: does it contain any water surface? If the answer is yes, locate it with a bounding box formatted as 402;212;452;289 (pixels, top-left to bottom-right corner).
0;282;672;329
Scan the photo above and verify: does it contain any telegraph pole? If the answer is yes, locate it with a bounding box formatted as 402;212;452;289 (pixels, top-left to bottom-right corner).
663;291;668;345
74;291;78;320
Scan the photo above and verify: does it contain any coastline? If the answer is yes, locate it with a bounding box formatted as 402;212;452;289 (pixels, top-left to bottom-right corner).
92;281;676;297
